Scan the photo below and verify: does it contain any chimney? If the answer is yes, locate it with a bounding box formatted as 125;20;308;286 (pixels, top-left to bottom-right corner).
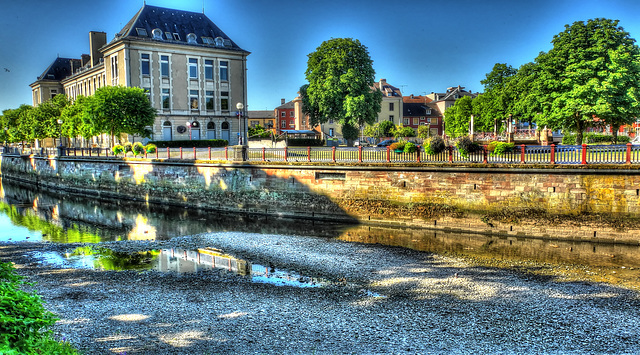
281;98;285;105
89;31;107;68
81;54;91;67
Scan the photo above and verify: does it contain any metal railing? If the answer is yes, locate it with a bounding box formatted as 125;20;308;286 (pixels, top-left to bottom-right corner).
5;144;640;166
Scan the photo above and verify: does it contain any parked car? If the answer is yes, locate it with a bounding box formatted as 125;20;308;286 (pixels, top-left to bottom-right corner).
376;139;396;147
354;140;370;147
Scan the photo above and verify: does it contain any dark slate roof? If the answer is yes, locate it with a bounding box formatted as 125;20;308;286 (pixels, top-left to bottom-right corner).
114;4;247;52
403;102;430;117
37;57;81;81
248;110;275;119
276;101;295;109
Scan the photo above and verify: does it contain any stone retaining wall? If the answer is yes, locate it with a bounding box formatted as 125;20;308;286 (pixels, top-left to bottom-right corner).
2;153;640;243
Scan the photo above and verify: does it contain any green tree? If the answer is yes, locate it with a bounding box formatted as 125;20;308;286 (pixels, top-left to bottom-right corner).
392;124;416;139
301;38;383;143
363;120;395;139
535;18;640;144
61;95;98;143
444;96;474;137
3;105;33;144
341;122;360;142
417;125;431;139
473;63;517;132
84;86;156;146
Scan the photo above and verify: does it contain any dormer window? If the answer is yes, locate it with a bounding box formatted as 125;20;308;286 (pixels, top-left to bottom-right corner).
214;37;224;47
152;28;163;40
165;31;172;40
187;33;197;44
202;37;214;45
136;28;148;36
173;33;181;41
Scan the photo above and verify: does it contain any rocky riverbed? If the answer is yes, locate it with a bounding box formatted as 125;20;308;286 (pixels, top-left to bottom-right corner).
2;232;640;354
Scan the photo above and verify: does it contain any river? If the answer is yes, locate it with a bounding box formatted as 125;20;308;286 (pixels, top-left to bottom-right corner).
1;177;639;288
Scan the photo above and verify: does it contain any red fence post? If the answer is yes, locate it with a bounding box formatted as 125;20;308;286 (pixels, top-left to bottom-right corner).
156;148;158;159
581;144;587;165
284;147;288;161
89;148;92;157
550;144;556;164
307;146;311;162
483;145;488;164
167;147;170;159
448;146;453;163
386;146;391;163
262;147;266;161
208;147;211;160
520;144;525;164
626;143;632;165
225;147;228;160
332;146;336;162
416;146;421;163
358;146;363;162
180;147;183;159
193;147;196;160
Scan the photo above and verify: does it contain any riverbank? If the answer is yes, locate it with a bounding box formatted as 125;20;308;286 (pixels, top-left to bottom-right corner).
2;233;640;354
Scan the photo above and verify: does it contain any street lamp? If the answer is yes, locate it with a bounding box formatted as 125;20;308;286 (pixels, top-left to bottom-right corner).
236;102;245;145
56;119;63;147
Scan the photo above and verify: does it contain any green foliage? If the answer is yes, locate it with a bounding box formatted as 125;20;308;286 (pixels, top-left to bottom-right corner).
535;18;640;145
84;86;157;146
444;96;474;137
132;142;145;156
562;133;631;145
455;136;481;158
301;38;383;128
364;121;396;139
248;124;272;139
341;123;360;142
123;142;133;155
403;141;418;153
417;125;431;139
487;141;515;156
148;140;228;148
145;143;157;153
392;124;416;139
0;261;76;354
112;144;124;156
286;138;325;146
425;136;446;155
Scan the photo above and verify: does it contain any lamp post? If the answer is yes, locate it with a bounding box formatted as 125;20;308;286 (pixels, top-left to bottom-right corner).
56;119;63;147
236;102;245;145
186;121;192;140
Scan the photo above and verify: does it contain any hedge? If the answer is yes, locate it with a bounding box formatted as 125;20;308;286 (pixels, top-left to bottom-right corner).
562;133;631;145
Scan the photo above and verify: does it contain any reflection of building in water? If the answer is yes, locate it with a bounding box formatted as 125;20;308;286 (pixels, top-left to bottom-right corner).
155;248;251;275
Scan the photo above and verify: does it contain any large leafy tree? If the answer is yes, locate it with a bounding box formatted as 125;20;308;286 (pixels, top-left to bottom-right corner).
363;120;395;139
444;96;474;137
535;18;640;144
84;86;156;146
301;38;382;144
473;63;517;132
1;105;32;143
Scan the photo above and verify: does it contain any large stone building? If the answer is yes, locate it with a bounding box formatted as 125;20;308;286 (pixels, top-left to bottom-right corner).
30;4;249;145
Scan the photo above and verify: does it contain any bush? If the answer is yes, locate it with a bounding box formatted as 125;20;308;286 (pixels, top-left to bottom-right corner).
112;144;124;156
0;261;78;354
132;142;145;156
425;136;445;155
145;143;157;154
287;138;325;146
148;140;228;148
488;141;515;156
389;141;406;152
455;136;481;158
123;142;133;155
404;141;418;153
562;133;631;145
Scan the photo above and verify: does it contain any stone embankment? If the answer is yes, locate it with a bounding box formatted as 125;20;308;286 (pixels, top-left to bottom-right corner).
2;232;640;354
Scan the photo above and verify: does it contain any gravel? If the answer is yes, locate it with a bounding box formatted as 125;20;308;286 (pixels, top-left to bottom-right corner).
2;232;640;354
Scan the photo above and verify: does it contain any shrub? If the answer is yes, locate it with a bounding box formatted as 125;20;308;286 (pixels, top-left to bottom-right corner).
562;133;631;145
389;141;406;152
488;141;515;156
145;143;157;154
455;136;481;158
111;144;124;156
132;142;145;156
425;136;445;155
404;141;418;153
0;261;78;354
123;142;133;156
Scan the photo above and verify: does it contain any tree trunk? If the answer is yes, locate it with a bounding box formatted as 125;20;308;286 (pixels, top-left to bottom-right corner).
575;113;584;145
612;125;619;144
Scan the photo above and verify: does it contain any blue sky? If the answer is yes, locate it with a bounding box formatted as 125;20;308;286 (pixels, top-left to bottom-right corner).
2;0;640;113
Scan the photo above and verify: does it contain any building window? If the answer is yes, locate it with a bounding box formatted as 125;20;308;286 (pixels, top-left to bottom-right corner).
329;128;334;136
220;61;228;81
290;111;295;117
189;58;198;79
413;118;419;125
281;112;286;117
143;87;151;101
141;53;150;76
190;90;199;110
205;60;213;80
160;55;169;77
162;89;170;109
220;91;229;111
50;89;57;99
426;109;431;115
136;28;148;36
389;102;394;111
404;118;410;125
206;91;214;110
281;120;286;128
389;115;394;122
110;55;118;85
